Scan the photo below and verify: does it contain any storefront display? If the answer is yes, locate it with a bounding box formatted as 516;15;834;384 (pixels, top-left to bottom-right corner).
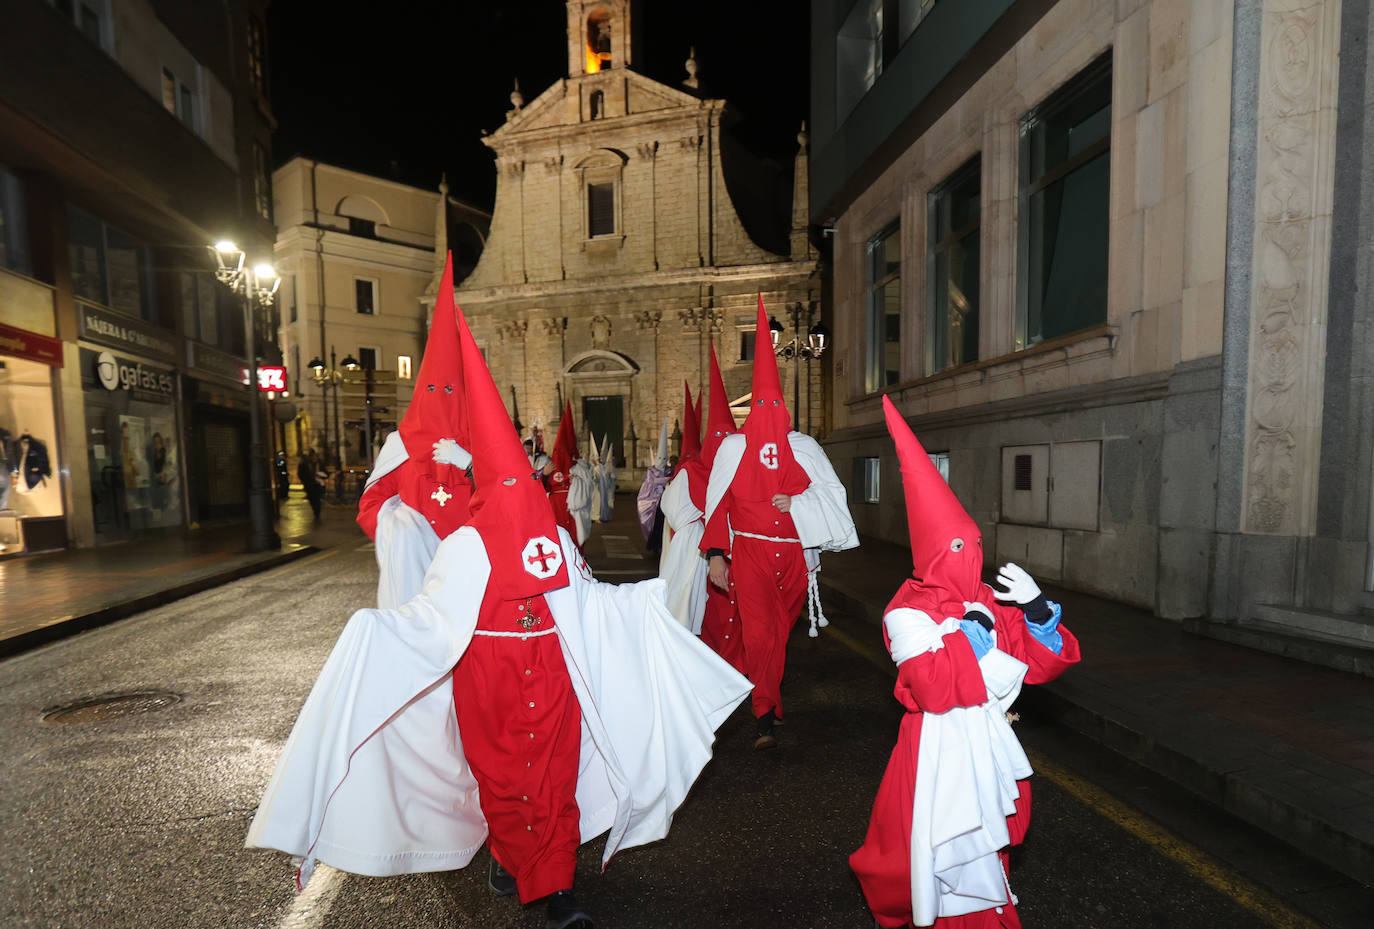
80;346;183;542
0;321;65;555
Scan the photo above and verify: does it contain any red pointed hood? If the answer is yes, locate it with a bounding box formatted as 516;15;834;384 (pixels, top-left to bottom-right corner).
702;340;736;467
398;253;467;477
734;295;807;501
550;401;578;488
459;309;569;599
882;394;983;611
680;381;702;460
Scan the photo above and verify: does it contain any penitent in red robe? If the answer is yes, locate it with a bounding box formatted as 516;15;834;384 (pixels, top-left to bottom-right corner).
849;587;1081;929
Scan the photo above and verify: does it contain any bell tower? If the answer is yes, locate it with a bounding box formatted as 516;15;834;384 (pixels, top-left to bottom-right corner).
566;1;636;77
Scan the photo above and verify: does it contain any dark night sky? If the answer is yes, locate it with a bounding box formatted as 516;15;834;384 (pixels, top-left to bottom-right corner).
268;1;811;211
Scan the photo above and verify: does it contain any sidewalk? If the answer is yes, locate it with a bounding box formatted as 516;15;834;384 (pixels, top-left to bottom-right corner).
817;534;1374;889
0;495;356;658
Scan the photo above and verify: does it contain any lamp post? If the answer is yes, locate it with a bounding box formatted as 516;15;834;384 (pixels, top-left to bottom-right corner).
308;348;356;470
211;240;281;552
769;303;829;434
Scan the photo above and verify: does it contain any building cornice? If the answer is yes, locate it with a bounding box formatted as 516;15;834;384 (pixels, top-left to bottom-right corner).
452;259;818;305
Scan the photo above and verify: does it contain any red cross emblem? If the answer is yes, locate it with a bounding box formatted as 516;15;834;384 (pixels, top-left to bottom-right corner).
759;442;779;470
521;536;563;578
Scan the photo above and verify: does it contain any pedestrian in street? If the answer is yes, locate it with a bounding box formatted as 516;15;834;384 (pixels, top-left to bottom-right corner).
355;253;473;606
274;451;290;500
658;380;704;628
298;449;326;521
701;296;858;749
638;420;670;552
850;396;1081;929
247;297;751;929
596;435;616;522
547;402;579;544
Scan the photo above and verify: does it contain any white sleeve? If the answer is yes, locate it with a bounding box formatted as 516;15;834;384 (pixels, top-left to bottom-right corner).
787;433;859;552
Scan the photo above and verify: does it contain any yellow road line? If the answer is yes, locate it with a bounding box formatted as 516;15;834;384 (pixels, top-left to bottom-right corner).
824;618;1322;929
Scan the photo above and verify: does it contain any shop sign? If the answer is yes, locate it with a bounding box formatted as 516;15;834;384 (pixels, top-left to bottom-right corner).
0;321;63;367
256;365;287;391
86;348;175;403
79;302;177;360
189;341;251;387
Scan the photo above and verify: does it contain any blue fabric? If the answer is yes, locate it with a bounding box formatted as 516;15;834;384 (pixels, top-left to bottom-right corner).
959;619;993;660
1025;600;1063;654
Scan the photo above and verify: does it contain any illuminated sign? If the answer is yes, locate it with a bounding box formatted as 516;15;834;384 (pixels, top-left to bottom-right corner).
256;365;287;392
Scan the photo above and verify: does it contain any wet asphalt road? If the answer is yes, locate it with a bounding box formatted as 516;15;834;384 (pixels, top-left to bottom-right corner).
1;534;1368;929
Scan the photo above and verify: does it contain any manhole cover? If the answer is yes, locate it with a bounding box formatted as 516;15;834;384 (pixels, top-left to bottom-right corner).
40;690;182;725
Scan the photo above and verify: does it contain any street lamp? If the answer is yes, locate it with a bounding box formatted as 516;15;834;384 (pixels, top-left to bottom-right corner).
769;304;829;433
308;349;347;470
209;240;281;552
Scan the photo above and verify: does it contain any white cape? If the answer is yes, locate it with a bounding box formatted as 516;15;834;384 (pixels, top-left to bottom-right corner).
703;432;859;554
657;470;707;633
364;432;442;609
246;526;751;885
569;459;596;547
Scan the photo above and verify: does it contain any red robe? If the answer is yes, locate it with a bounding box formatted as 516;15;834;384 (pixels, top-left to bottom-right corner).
679;457;745;673
850;590;1080;928
451;589;580;904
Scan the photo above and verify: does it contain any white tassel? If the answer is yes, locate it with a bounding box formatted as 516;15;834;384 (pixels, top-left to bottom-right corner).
806;567;829;637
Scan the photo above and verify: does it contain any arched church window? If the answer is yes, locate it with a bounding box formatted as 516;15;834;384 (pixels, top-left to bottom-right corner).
587;10;612;72
590;90;604;120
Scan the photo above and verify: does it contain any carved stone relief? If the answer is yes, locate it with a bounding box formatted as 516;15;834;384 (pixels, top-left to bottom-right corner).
590;315;613;348
1242;1;1336;536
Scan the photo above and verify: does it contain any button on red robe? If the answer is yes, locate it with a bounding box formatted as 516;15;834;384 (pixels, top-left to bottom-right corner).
451;589;580;904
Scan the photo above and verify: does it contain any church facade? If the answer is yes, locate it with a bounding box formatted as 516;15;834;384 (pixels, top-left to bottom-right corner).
451;0;820;483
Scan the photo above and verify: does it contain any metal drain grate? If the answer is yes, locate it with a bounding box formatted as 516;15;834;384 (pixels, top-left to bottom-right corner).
40;690;182;725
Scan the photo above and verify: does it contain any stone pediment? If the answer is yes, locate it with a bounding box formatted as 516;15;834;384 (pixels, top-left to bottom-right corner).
564;349;639;376
492;69;706;141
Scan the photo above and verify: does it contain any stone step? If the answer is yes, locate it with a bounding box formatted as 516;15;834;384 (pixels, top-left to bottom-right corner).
1248;604;1374;649
1185;617;1374;679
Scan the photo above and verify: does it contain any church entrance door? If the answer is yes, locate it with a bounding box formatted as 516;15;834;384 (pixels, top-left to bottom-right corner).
583;395;624;465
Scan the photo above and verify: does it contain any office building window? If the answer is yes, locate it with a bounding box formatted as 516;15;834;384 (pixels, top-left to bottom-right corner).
1018;55;1111;347
927;157;980;375
397;355;412;379
160;67;197;130
355;279;376;315
865;221;901;392
853;456;881;504
253;143;272;221
836;0;883;119
247;15;267;97
52;0;108;51
899;0;937;42
588;182;615;237
0;168;31;277
66;205;155;321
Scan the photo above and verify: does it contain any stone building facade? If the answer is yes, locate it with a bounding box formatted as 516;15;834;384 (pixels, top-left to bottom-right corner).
451;0;820;483
273;159;489;470
811;0;1374;662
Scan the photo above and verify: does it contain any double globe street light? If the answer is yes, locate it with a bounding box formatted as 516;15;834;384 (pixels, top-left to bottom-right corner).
768;307;830;432
307;349;359;472
211;240;281;552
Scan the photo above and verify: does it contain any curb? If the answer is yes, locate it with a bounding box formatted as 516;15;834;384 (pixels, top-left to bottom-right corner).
0;544;320;659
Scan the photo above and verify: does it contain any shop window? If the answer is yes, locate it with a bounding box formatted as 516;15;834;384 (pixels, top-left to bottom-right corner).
588;183;615;237
0;168;31;277
1018;55;1112;347
927;157;980;375
865;221;901;392
66;205;155;321
0;348;66;555
355;278;376;315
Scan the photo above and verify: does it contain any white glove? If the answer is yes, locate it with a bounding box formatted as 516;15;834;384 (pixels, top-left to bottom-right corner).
992;562;1041;604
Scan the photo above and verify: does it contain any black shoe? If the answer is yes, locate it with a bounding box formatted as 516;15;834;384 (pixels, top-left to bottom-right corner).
546;889;594;929
754;710;778;750
487;857;516;897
